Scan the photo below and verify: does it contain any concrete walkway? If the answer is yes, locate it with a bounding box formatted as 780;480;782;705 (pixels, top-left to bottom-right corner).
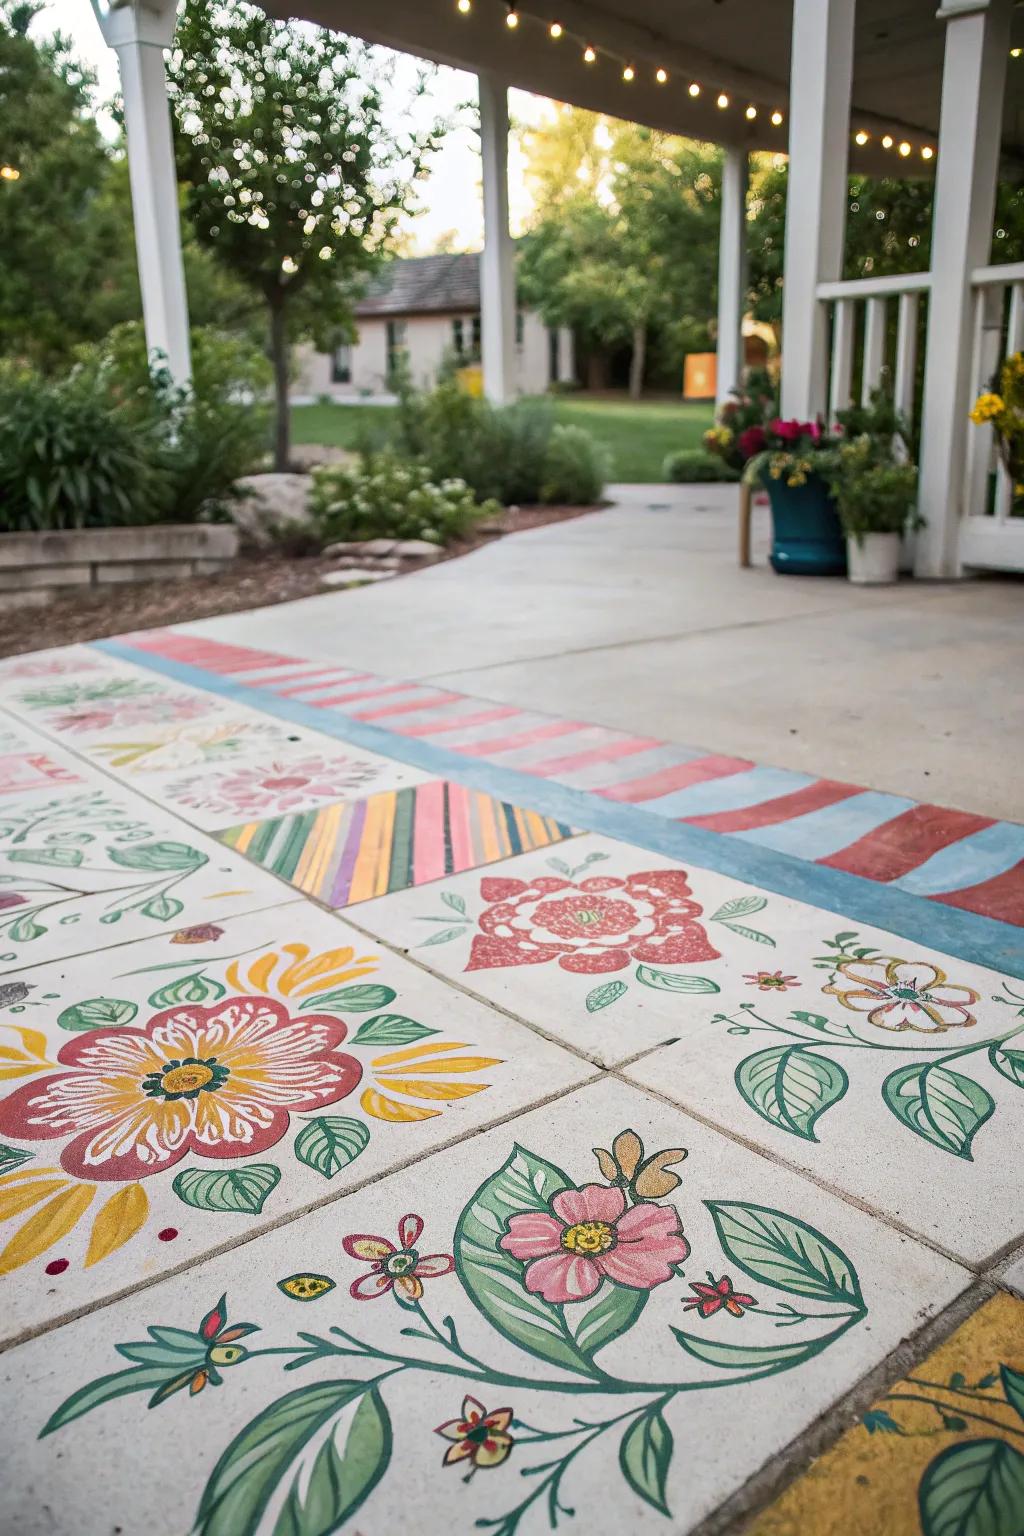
1;498;1023;1536
184;484;1024;823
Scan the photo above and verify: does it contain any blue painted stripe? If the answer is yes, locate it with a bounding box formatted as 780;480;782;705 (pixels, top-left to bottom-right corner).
895;822;1024;896
96;639;1024;976
643;765;814;818
737;790;917;859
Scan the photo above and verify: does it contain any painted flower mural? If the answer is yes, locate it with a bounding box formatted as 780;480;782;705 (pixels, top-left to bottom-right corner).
500;1182;689;1302
824;958;980;1034
435;1396;515;1475
0;997;363;1181
466;871;719;975
683;1273;757;1319
343;1213;454;1301
168;754;380;818
744;970;799;992
48;694;215;734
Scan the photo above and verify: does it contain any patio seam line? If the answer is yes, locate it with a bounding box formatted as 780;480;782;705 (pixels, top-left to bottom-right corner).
612;1070;992;1274
97;639;1024;975
689;1277;995;1536
0;1068;603;1357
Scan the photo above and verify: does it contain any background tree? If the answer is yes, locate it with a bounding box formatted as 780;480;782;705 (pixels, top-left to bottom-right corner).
166;0;445;469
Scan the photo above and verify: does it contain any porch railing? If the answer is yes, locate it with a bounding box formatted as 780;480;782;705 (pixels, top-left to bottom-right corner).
961;260;1024;567
816;271;931;433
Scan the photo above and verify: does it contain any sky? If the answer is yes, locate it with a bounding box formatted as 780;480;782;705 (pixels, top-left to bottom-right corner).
39;0;542;252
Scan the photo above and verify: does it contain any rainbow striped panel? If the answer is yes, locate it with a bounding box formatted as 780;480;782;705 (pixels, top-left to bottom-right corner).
219;780;575;907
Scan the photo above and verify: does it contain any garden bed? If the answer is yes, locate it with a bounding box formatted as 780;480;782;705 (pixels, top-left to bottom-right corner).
0;503;592;658
0;525;239;610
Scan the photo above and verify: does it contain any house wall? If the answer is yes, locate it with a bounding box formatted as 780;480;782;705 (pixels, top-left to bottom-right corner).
293;309;562;402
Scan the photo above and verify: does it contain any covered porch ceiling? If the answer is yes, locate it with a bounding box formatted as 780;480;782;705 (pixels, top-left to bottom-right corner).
261;0;1024;173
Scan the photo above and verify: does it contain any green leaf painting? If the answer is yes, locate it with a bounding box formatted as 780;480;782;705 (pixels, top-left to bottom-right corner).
618;1406;673;1517
710;895;768;922
293;1117;369;1179
58;998;138;1032
989;1042;1024;1089
635;966;720;994
148;972;227;1008
107;841;207;873
919;1439;1024;1536
882;1062;995;1160
172;1164;281;1215
273;1388;391;1536
735;1045;848;1141
350;1014;438;1047
706;1201;863;1308
585;979;628;1013
304;984;397;1014
0;1143;33;1174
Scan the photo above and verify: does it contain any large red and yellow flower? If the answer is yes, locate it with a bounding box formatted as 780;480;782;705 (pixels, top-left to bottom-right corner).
0;997;362;1182
466;871;719;976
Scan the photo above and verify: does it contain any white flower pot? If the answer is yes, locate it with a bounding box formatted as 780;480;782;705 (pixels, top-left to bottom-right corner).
846;532;901;585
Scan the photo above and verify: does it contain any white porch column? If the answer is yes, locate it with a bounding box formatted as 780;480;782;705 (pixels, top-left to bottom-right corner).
914;0;1012;579
557;326;576;385
779;0;856;420
478;71;517;405
716;147;748;406
92;0;191;385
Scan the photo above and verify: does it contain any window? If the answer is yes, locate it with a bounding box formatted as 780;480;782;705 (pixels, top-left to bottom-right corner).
386;320;408;382
516;309;525;348
471;314;482;356
331;344;352;385
548;327;559;384
452;317;465;357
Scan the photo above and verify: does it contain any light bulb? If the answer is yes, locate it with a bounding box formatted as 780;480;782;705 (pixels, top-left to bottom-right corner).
0;165;19;181
745;105;757;120
505;5;518;27
770;110;783;126
688;82;700;97
583;44;596;62
281;256;298;273
855;130;868;145
881;134;893;148
716;92;729;109
898;140;911;156
656;67;668;84
456;0;470;12
921;145;934;160
1012;46;1022;57
623;64;635;81
549;21;562;37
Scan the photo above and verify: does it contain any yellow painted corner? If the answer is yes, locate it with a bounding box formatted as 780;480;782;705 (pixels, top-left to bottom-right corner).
749;1293;1024;1536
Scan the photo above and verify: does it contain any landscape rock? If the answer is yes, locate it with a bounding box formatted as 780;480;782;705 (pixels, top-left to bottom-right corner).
320;568;395;588
393;539;444;560
232;474;312;550
290;443;358;470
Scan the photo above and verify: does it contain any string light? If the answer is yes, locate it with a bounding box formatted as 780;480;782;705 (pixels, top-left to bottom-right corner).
583;44;596;62
655;67;668;84
549;20;562;37
456;0;471;11
771;110;783;126
688;82;701;97
881;134;893;149
622;63;634;81
0;165;19;181
505;2;518;26
1012;46;1022;57
855;130;868;145
921;145;934;160
898;140;911;156
716;91;729;108
745;104;757;120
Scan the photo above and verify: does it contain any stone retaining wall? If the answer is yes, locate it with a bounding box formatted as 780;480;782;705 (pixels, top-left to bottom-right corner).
0;525;239;609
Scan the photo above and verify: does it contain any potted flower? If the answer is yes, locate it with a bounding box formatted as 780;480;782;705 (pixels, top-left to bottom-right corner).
970;351;1024;512
702;369;779;474
823;433;920;584
742;417;846;575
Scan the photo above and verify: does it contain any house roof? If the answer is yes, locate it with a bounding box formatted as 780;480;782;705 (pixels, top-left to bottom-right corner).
355;253;482;317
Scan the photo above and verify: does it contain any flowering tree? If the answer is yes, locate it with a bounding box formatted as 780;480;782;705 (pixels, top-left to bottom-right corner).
166;0;444;468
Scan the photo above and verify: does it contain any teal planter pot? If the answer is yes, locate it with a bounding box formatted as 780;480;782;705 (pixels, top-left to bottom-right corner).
762;472;847;576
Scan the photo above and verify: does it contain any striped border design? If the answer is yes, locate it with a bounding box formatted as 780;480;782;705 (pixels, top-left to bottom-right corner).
100;634;1024;975
219;782;574;906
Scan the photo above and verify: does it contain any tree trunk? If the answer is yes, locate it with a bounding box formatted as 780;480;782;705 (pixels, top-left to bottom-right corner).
628;322;647;401
270;299;290;472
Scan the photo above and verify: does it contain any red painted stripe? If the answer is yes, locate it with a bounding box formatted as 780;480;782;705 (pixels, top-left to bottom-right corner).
600;753;753;804
132;635;288;673
685;777;860;833
401;706;521;739
526;735;663;777
272;670;375;696
310;682;421;708
355;691;463;722
458;720;583;758
819;805;996;882
932;858;1024;925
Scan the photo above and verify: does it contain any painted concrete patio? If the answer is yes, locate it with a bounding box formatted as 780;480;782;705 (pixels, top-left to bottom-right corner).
1;499;1023;1535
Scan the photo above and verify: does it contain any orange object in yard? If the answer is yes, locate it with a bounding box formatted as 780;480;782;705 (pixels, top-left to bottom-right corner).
684;352;716;400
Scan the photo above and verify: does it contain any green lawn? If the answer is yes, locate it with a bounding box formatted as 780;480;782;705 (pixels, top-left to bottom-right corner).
291;395;714;483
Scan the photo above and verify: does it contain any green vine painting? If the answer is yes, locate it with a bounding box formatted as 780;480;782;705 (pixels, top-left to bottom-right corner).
42;1129;869;1534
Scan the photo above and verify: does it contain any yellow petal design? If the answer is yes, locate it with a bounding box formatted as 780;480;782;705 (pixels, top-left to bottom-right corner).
226;943;381;999
0;1176;71;1223
0;1025;54;1080
278;1273;336;1301
0;1184;95;1275
84;1182;149;1268
373;1055;502;1076
370;1041;471;1067
360;1087;440;1123
374;1077;490;1102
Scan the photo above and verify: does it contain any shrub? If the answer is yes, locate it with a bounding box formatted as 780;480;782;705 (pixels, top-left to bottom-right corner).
663;449;740;484
0;365;170;532
823;433;920;542
309;452;498;545
541;425;608;503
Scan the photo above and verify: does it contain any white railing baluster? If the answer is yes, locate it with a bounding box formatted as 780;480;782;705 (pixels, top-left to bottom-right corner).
965;283;1003;530
862;297;887;404
893;291;919;425
829;299;855;421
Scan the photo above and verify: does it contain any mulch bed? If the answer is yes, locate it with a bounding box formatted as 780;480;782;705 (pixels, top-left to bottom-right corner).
0;503;593;659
